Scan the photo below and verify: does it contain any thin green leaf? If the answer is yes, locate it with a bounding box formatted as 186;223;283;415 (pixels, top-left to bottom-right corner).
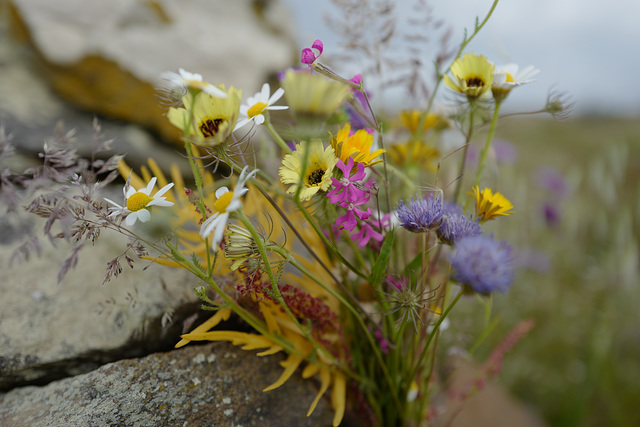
370;229;395;287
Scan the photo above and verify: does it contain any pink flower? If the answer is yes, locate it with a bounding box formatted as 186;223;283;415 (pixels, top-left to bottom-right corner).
352;222;384;248
327;158;369;205
350;74;363;86
336;203;372;232
301;39;324;65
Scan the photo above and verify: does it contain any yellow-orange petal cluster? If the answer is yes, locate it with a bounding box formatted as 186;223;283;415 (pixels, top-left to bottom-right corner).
472;185;514;221
330;123;385;166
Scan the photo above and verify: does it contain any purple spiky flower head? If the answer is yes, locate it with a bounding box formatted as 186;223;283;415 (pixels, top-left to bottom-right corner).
450;235;515;294
395;193;444;233
436;202;482;245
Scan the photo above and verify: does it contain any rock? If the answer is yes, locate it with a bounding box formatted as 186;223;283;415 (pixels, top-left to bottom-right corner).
0;214;205;391
6;0;298;143
0;21;195;175
0;341;334;426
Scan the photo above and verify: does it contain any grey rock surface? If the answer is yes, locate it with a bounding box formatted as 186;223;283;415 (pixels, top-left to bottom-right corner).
0;341;334;426
8;0;296;88
0;215;203;391
6;0;298;143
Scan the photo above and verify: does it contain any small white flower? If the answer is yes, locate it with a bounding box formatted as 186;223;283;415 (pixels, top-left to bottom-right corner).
104;177;174;226
492;64;540;90
234;83;288;131
161;68;228;98
200;166;259;247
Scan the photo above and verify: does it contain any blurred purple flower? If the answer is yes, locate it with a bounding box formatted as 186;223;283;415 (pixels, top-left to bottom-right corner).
493;139;518;164
436;202;482;245
536;166;568;197
450;235;515;294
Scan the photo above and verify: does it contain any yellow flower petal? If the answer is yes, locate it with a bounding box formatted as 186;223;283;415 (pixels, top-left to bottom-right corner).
331;373;347;427
263;353;304;392
472;185;514;221
330;123;385;166
259;301;282;335
174;308;232;348
306;366;331;417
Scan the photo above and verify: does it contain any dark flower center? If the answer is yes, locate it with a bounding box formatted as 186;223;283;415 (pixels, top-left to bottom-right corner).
307;168;325;186
199;117;225;138
466;77;485;88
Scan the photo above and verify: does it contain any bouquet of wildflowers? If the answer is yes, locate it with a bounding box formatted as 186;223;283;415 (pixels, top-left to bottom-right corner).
16;1;569;425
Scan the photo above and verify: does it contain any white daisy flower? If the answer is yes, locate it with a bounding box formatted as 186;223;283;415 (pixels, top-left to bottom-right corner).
492;64;540;100
161;68;228;98
234;83;288;131
200;166;259;247
104;177;174;226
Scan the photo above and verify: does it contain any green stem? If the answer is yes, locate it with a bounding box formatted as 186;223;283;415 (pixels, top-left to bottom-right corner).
452;104;476;203
408;290;463;384
415;0;500;141
294;198;368;280
181;94;213;272
237;212;341;365
264;115;292;154
473;100;502;188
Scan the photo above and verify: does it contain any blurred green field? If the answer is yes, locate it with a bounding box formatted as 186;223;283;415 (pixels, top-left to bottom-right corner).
444;115;640;427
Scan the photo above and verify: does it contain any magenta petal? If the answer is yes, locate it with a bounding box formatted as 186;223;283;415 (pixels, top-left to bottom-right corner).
352;162;366;181
350;74;362;85
355;207;372;220
301;48;316;65
311;39;324;55
337;211;357;231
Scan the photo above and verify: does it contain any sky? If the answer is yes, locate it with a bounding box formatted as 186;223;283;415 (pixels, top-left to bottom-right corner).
284;0;640;117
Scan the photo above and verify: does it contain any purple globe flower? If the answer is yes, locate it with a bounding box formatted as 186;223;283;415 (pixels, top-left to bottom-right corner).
450;235;515;294
395;193;444;233
436;202;482;245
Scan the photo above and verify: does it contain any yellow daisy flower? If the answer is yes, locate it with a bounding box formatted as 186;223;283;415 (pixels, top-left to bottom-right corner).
472;185;514;221
281;69;350;117
167;85;241;146
444;53;495;98
399;110;449;134
387;140;439;171
279;139;337;201
330;123;385;166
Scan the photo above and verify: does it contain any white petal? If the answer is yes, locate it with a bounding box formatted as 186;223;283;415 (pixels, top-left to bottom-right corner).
493;73;507;85
125;212;138;226
253;115;265;126
234;118;252;132
136;209;151;223
211;215;229;247
266;105;288;111
179;68;202;81
148;198;174;207
226;199;242;212
215;187;230;198
199;214;218;237
154;182;175;198
103;198;123;209
202;84;228;98
268;87;285;104
143;177;157;195
260;83;270;100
